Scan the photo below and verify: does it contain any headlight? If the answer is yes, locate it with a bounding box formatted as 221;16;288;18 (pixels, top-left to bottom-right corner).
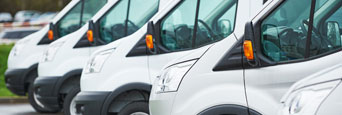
282;80;340;115
12;39;30;56
41;42;64;62
155;60;197;93
84;49;114;74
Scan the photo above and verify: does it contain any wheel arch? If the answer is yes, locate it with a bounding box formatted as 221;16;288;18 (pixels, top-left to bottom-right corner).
198;104;262;115
54;69;82;103
100;82;152;115
24;63;39;93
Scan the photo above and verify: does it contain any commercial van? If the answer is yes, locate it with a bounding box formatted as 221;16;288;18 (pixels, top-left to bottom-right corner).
33;0;165;114
149;0;342;114
74;0;266;114
280;64;342;115
5;0;107;113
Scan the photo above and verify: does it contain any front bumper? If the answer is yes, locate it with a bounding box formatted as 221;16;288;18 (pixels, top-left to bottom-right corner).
5;68;29;96
74;91;111;115
149;92;177;115
33;76;61;110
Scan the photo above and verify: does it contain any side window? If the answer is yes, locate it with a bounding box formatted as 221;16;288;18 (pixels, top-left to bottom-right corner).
261;0;342;62
311;0;342;56
196;0;237;47
160;0;197;51
57;0;106;37
99;0;129;43
160;0;237;51
260;0;312;62
98;0;159;44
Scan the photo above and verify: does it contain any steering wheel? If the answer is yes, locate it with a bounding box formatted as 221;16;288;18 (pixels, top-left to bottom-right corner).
198;19;215;40
126;20;139;30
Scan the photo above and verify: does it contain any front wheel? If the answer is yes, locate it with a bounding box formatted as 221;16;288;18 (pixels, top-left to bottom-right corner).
63;87;80;115
118;101;149;115
28;84;59;113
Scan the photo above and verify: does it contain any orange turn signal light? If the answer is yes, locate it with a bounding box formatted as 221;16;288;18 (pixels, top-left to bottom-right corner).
48;30;54;40
87;30;94;43
146;34;154;49
243;40;254;60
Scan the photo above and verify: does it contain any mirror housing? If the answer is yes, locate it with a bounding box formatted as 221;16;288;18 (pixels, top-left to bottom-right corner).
48;23;55;40
243;22;258;66
326;21;341;47
88;20;98;45
146;21;157;54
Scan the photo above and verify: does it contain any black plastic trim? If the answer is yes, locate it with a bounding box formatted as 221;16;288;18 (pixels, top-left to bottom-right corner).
4;64;38;96
126;36;148;57
100;83;152;115
213;38;243;71
74;91;111;115
198;104;261;115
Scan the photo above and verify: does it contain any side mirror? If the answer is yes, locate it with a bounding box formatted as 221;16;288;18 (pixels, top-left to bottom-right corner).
87;20;97;45
146;21;157;54
217;19;232;37
326;21;341;47
243;22;258;66
48;23;55;40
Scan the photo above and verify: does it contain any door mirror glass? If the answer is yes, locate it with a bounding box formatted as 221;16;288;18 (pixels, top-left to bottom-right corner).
326;21;341;47
217;19;232;37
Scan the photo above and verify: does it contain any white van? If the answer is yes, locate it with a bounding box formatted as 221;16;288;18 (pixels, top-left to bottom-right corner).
280;64;342;115
33;0;164;114
149;0;342;114
5;0;106;113
74;0;266;114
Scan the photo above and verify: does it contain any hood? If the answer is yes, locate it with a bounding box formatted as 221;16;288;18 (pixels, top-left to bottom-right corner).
281;63;342;103
162;44;213;69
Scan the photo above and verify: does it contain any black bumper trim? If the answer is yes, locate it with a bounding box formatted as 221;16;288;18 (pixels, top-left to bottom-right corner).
5;68;29;96
33;76;61;110
74;91;111;115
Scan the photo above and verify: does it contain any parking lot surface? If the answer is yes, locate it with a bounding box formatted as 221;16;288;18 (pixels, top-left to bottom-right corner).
0;103;62;115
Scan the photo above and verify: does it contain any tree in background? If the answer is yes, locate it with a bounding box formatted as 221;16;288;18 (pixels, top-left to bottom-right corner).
0;0;71;16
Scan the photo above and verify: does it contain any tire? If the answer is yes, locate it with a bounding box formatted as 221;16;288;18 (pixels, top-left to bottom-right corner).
28;83;59;113
63;87;80;115
118;101;149;115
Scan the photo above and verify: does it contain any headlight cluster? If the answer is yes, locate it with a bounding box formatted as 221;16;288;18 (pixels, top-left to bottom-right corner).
12;39;30;56
282;80;340;115
155;60;197;93
41;42;64;62
84;49;115;74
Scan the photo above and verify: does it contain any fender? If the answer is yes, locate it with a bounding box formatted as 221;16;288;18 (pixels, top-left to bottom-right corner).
53;69;82;96
100;83;152;115
198;104;261;115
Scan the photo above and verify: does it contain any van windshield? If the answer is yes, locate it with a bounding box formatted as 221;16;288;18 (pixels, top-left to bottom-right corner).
56;0;107;38
98;0;159;44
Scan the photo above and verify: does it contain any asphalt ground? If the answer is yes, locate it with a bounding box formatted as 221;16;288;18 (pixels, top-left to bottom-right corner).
0;103;62;115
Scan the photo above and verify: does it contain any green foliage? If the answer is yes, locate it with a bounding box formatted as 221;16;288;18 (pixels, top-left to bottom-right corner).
0;44;16;97
0;0;71;16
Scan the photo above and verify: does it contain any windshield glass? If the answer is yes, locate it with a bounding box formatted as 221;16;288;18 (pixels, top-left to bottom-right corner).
56;0;106;38
98;0;159;44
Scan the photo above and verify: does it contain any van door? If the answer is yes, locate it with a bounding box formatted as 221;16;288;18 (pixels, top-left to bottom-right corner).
244;0;342;114
148;0;239;82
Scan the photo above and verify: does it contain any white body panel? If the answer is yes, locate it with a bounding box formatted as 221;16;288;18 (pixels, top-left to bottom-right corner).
7;0;80;69
37;0;119;77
